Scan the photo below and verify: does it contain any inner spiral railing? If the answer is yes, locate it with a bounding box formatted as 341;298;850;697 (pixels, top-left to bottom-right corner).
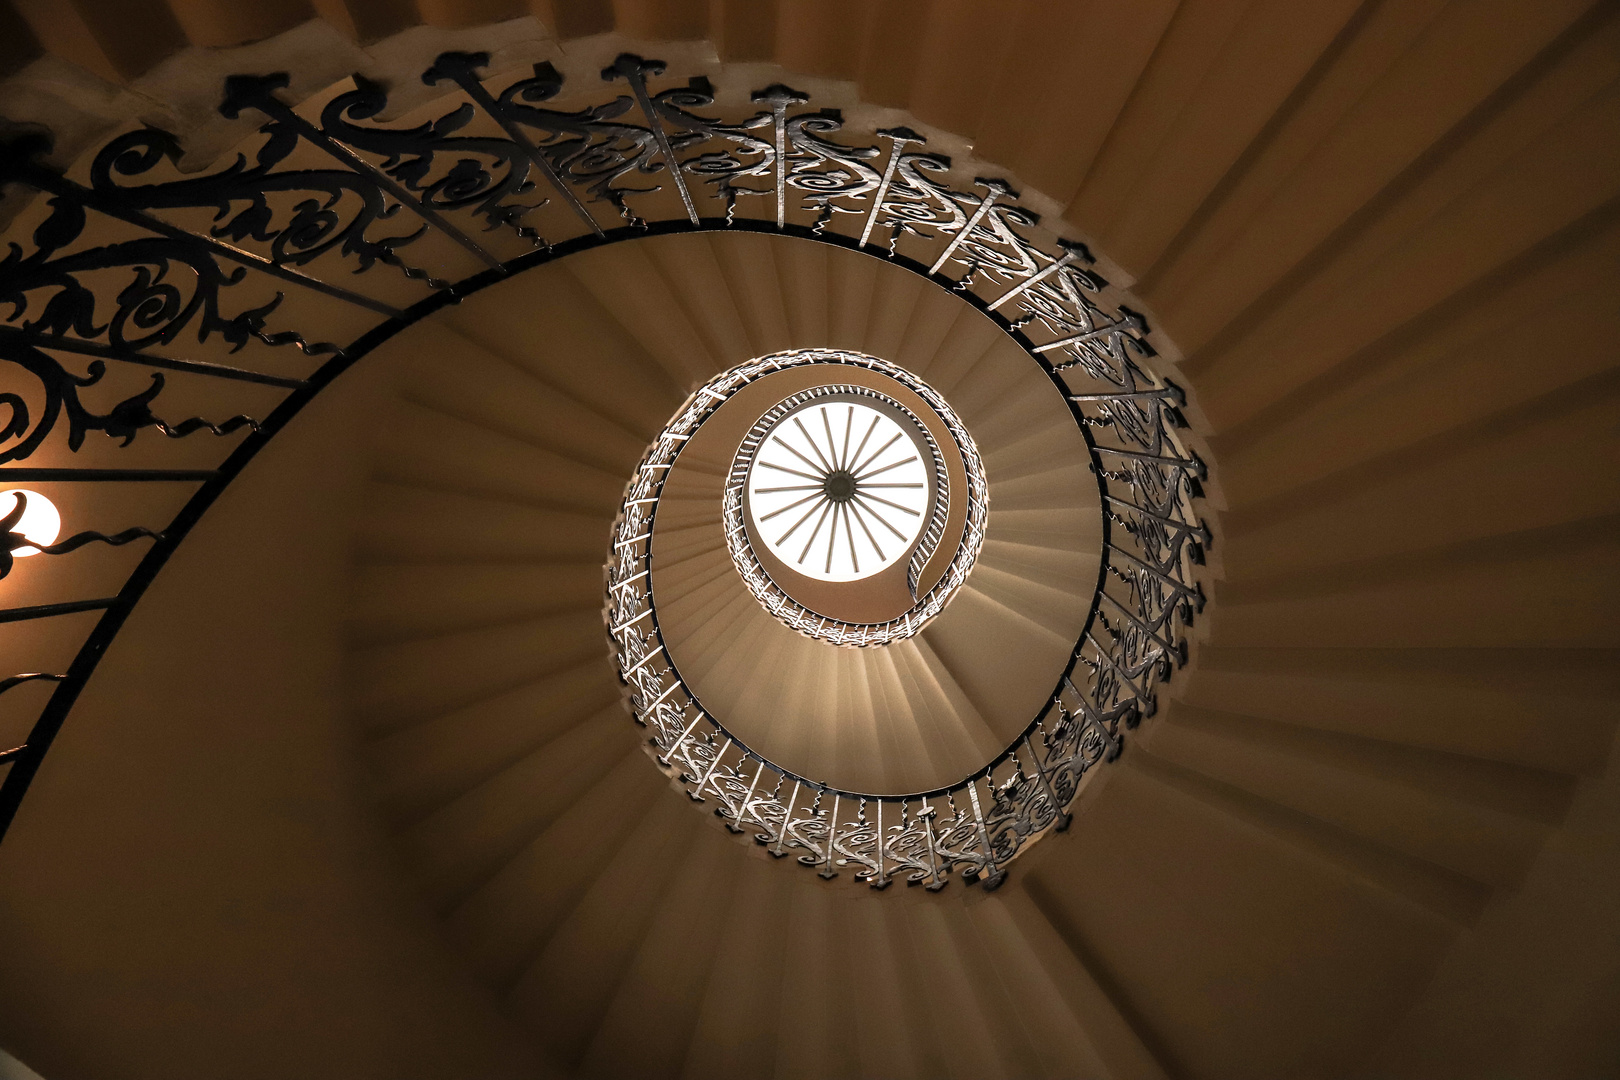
705;351;989;646
0;50;1208;875
735;381;950;602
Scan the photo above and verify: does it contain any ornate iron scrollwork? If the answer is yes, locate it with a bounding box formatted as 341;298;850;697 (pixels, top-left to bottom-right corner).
0;51;1208;883
0;491;162;581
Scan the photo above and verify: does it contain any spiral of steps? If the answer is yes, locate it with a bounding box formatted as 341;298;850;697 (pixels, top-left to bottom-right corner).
0;4;1617;1080
327;230;1163;1079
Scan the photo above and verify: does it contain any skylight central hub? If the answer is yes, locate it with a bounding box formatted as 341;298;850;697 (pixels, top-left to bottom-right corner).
745;395;933;584
824;470;856;503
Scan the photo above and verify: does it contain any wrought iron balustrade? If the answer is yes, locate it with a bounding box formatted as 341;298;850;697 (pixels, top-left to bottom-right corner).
0;50;1208;877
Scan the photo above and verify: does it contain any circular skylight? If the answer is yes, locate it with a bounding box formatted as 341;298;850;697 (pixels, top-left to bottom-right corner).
745;399;932;582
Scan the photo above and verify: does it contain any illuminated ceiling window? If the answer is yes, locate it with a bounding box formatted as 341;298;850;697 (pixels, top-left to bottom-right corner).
745;395;933;583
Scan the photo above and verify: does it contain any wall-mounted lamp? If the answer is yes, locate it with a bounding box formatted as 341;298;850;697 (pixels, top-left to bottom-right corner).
1;490;61;558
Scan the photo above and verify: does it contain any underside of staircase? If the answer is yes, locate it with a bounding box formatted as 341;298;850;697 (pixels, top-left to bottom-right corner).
0;3;1617;1080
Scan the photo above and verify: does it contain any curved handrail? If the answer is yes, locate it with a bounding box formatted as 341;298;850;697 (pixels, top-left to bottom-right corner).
706;351;988;646
0;52;1208;885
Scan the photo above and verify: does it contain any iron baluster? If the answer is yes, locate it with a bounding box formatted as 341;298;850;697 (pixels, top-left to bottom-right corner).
0;673;66;697
771;780;802;857
1022;735;1071;833
689;737;733;802
610;606;655;635
927;178;1015;277
988;239;1092;310
1035;317;1149;357
1093;444;1208;479
872;799;889;889
912;802;942;889
0;598;117;624
1099;578;1186;662
219;74;504;273
656;708;708;767
425;51;606;238
641;677;688;714
0;329;311;389
1105;543;1206;614
727;758;767;833
752;85;808;229
1102;494;1213;548
7;157;402;318
860;128;924;248
0;675;66;763
624;641;668;678
604;54;700;225
1064;680;1124;763
1083;631;1156;713
1069;384;1184;405
819;793;840;879
610;567;652;592
964;779;1006;890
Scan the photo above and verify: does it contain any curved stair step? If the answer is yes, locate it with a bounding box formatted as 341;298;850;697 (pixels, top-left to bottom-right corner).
399;714;637;912
1186;76;1620;431
1219;387;1620;580
676;859;797;1080
349;608;607;735
1210;518;1620;648
507;791;706;1068
449;747;668;990
349;561;604;649
967;890;1161;1080
437;266;687;440
1145;700;1556;888
1213;227;1620;494
386;318;651;475
643;232;766;364
567;240;733;392
1182;645;1618;778
358;482;612;564
771;233;832;347
375;398;627;517
368;667;621;825
1140;0;1618;343
704;230;797;359
1027;757;1478;1079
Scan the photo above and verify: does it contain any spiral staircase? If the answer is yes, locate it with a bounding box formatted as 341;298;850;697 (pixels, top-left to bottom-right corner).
1;4;1618;1080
